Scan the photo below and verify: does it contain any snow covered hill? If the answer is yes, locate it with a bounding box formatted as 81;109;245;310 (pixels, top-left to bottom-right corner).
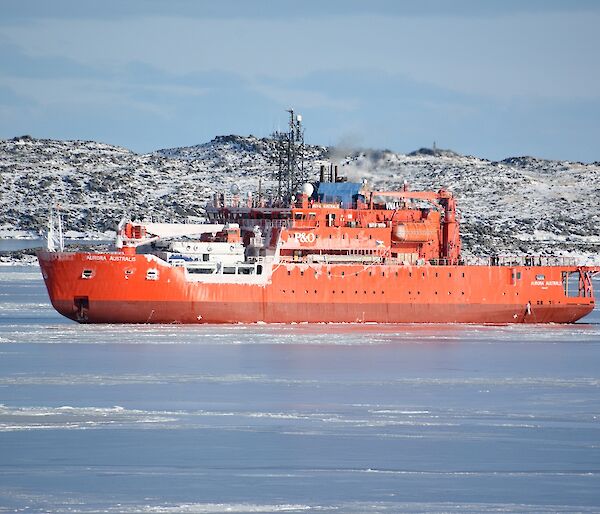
1;134;599;261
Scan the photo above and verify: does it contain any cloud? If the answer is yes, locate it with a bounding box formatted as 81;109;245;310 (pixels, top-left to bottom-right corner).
1;6;599;161
2;11;600;100
249;82;359;112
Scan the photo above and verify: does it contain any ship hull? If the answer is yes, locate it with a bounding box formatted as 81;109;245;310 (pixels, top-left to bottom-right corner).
38;251;595;324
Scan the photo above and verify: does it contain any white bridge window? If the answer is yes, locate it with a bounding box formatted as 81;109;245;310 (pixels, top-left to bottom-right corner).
146;268;159;281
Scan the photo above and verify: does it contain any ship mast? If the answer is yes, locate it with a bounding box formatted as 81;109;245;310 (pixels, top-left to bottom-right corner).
45;205;65;252
272;108;305;205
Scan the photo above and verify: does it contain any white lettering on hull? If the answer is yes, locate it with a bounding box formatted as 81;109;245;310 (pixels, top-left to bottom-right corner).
530;280;562;287
85;254;137;262
293;232;316;243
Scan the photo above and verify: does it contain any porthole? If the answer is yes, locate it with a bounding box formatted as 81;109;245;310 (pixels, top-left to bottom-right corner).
146;268;159;281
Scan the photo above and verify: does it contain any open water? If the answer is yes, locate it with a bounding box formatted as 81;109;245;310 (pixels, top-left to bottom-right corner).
0;266;599;513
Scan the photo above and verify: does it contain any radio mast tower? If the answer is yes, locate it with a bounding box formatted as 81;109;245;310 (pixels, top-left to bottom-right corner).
272;109;305;204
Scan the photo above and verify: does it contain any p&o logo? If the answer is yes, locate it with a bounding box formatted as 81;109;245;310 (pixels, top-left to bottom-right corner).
293;232;316;243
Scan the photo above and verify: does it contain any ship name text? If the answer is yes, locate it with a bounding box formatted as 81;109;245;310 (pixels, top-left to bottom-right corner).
531;280;562;287
85;255;137;262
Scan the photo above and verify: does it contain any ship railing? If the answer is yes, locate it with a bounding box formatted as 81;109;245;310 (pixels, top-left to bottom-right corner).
279;254;387;265
290;220;320;229
251;256;273;264
247;255;280;267
273;254;580;267
239;219;292;229
456;255;579;267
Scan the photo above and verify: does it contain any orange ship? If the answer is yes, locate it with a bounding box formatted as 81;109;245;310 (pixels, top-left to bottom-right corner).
37;170;598;324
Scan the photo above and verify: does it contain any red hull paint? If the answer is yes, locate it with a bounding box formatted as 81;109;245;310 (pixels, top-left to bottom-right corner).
38;251;595;324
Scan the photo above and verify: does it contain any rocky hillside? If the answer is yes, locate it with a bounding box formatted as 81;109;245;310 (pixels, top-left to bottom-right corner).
1;135;599;261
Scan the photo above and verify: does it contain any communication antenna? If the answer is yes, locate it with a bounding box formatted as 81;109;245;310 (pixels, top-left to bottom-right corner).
272;108;306;204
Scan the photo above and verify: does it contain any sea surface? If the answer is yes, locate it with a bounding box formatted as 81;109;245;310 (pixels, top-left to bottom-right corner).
0;266;599;513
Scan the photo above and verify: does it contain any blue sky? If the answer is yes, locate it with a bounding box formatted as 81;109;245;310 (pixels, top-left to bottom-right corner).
1;0;599;161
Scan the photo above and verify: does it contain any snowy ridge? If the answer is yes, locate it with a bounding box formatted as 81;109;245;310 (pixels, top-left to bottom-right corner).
1;135;599;261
